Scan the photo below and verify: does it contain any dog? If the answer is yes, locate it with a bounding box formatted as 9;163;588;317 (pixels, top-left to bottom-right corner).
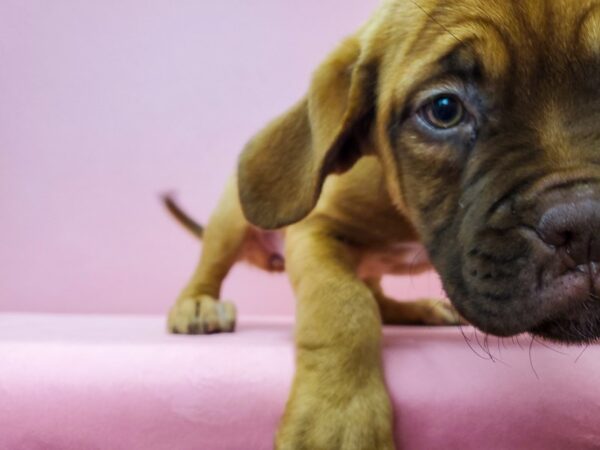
165;0;600;448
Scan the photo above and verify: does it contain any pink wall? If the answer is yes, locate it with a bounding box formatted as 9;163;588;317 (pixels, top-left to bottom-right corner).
1;0;445;316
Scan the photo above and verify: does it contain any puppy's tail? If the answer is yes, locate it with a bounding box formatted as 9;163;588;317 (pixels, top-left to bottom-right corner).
161;193;204;239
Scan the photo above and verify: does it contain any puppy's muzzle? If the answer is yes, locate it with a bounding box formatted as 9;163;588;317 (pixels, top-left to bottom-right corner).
459;181;600;342
518;191;600;341
530;197;600;303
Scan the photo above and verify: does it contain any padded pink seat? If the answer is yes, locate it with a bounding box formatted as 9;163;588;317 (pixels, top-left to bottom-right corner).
1;313;599;449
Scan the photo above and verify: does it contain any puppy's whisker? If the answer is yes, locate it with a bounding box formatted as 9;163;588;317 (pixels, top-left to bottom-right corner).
575;344;590;363
488;337;507;367
514;335;525;351
482;333;509;365
528;335;540;380
532;336;567;355
473;329;495;362
459;322;490;360
482;333;495;362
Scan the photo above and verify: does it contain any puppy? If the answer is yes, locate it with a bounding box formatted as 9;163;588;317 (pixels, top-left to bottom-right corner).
166;0;600;448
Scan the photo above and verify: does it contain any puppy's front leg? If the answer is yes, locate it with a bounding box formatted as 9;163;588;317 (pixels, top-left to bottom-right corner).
278;219;395;450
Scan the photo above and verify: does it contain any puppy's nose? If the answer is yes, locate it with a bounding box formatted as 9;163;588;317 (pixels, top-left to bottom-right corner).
537;200;600;266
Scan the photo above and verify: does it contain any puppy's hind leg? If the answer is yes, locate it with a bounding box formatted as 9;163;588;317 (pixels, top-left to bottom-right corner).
365;278;465;326
166;178;246;335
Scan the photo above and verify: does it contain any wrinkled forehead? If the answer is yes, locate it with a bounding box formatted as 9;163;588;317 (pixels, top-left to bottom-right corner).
380;0;600;94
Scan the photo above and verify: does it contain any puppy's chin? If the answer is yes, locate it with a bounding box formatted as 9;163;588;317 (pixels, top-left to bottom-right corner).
448;274;600;344
531;320;600;345
461;308;600;345
530;299;600;345
448;294;535;338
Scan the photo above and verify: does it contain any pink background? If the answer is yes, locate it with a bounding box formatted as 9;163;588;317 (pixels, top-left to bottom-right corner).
2;5;599;448
1;0;444;316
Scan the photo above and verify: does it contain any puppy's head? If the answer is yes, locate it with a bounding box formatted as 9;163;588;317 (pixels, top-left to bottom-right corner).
238;0;600;343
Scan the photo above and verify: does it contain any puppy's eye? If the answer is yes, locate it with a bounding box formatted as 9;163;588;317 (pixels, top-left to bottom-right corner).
421;95;465;129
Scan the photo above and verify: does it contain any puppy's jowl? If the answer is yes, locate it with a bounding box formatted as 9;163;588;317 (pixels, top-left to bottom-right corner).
166;1;600;448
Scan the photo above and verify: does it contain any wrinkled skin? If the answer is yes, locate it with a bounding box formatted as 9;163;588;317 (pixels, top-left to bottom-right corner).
370;0;600;343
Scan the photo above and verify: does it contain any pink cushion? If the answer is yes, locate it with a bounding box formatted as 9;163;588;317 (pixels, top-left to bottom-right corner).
1;313;599;449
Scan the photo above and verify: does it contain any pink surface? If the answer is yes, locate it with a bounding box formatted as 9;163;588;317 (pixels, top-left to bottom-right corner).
3;4;598;449
0;0;444;317
1;314;600;450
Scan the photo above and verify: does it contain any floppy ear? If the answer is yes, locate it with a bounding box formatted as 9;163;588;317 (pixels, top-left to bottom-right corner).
237;35;377;229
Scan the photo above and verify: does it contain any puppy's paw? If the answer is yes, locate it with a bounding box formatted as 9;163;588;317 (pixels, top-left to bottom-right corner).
276;379;395;450
168;295;236;334
416;299;466;326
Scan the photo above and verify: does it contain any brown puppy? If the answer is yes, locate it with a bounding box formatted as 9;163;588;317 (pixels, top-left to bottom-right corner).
166;0;600;448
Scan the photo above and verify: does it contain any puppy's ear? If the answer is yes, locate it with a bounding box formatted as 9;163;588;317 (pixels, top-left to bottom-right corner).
238;35;376;229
